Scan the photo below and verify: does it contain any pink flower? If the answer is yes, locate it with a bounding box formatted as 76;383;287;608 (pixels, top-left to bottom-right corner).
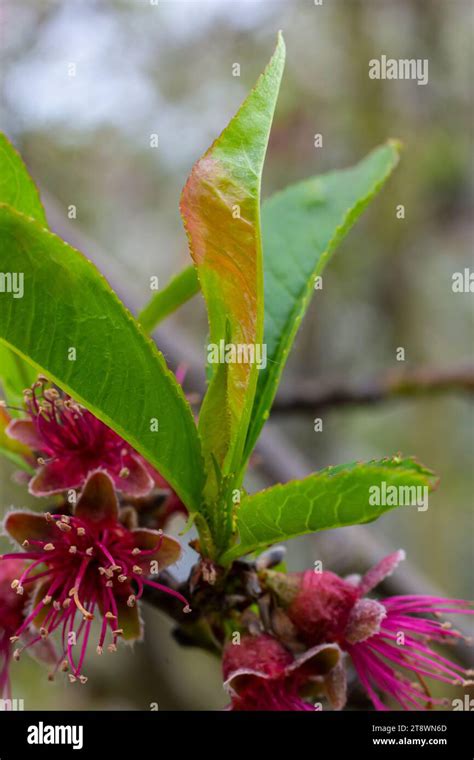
222;633;340;711
266;551;473;710
6;378;154;497
1;471;190;683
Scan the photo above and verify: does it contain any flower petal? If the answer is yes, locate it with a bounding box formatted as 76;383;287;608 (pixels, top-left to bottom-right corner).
287;642;341;678
29;458;87;496
132;529;181;570
323;661;347;710
6;419;43;451
3;510;55;546
112;454;154;497
358;550;406;596
223;634;292;695
75;471;119;526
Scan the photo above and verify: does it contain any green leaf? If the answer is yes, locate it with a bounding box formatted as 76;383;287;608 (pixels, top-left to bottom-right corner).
243;142;401;464
0;133;46;400
0;406;34;472
220;457;437;563
0;133;47;225
180;33;285;500
0;342;37;407
138;265;200;332
0;204;204;512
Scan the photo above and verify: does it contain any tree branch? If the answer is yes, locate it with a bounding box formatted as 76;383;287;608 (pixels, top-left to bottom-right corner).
272;365;474;413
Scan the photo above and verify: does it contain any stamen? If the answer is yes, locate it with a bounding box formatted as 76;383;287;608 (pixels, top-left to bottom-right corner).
72;590;94;620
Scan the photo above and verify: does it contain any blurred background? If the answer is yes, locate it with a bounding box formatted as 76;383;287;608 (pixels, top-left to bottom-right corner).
0;0;472;710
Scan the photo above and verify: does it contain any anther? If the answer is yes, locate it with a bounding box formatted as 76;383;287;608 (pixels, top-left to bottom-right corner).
79;675;88;685
96;646;103;655
118;575;127;583
119;467;130;479
44;388;59;400
13;649;21;661
69;546;77;554
44;543;55;552
127;595;136;607
42;595;52;605
68;674;77;683
132;565;143;575
183;606;192;614
85;547;94;556
105;611;117;620
22;540;30;548
77;527;86;536
107;644;117;653
131;548;141;556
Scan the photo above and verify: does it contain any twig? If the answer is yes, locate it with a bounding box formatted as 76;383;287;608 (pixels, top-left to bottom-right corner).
272;365;474;413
